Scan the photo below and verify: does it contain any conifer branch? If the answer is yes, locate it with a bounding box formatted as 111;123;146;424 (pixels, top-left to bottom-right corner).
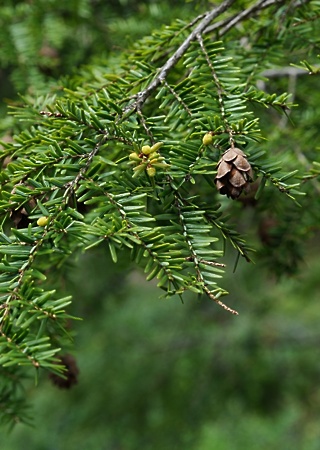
205;0;311;36
197;34;234;146
124;0;311;117
0;0;318;427
63;137;107;202
126;0;236;112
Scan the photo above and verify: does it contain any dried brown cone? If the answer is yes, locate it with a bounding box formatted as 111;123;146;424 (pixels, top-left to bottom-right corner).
215;147;253;199
49;354;79;389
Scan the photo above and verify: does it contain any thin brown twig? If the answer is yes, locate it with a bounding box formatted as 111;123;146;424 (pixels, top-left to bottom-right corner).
125;0;236;112
123;0;310;116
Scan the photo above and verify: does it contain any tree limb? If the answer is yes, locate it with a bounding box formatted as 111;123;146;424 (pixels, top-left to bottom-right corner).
132;0;236;110
129;0;311;112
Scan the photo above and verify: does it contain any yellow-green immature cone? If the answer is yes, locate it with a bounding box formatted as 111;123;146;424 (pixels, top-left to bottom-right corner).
148;152;159;161
150;142;163;152
202;133;213;146
129;152;141;162
132;163;147;178
37;216;49;227
146;166;156;177
141;145;152;155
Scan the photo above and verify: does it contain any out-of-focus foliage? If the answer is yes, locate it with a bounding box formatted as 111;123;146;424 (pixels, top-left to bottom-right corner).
0;0;191;123
1;0;320;440
4;246;320;449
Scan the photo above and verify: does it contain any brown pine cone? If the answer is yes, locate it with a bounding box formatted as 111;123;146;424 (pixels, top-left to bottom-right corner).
215;147;253;199
49;354;79;389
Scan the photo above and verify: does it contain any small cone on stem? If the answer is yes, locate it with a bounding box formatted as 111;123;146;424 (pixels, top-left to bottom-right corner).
215;147;253;199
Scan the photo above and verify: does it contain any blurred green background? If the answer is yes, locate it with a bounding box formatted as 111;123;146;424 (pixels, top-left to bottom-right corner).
1;0;320;449
4;245;320;449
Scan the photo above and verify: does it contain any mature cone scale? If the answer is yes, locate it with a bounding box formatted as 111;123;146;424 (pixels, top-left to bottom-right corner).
215;147;253;199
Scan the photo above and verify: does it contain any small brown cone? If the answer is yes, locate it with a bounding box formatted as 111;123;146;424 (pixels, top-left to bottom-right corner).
49;354;79;389
215;147;253;199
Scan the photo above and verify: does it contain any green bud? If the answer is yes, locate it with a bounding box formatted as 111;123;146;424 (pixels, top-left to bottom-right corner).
132;163;147;178
202;133;213;146
141;145;152;155
148;152;159;160
37;216;49;227
152;162;170;169
129;152;141;162
146;166;156;177
150;142;163;152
